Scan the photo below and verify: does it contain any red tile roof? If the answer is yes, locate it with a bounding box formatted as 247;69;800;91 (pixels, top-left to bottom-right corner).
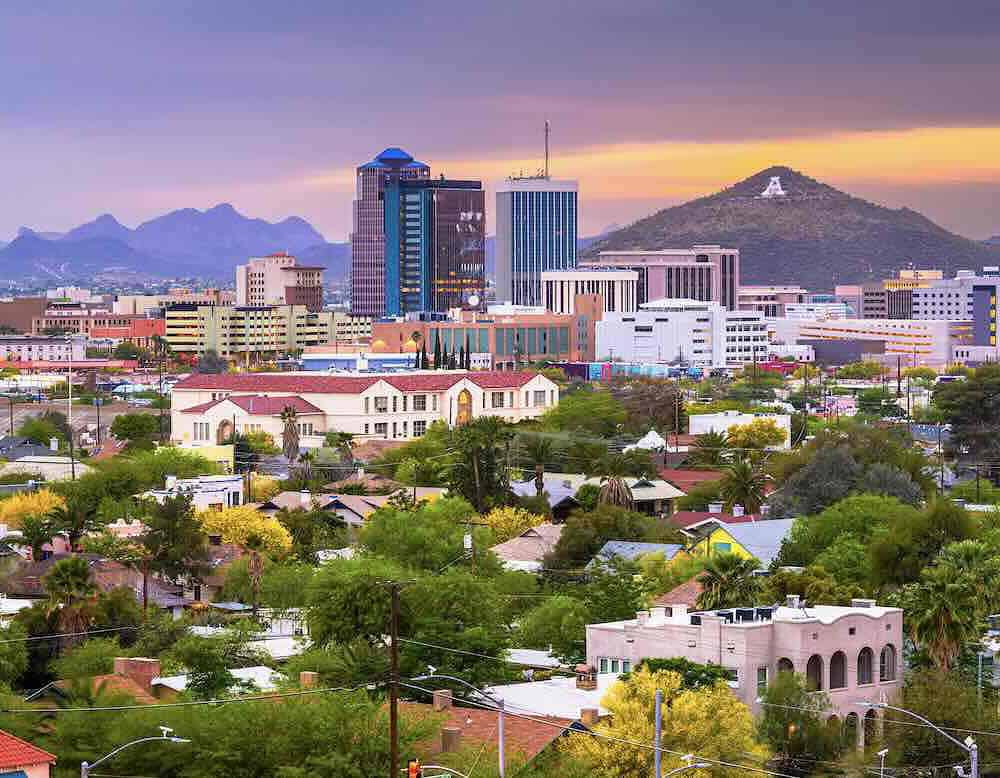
180;395;323;415
668;510;759;528
403;702;573;762
0;728;56;768
654;577;704;609
659;469;724;491
173;371;541;394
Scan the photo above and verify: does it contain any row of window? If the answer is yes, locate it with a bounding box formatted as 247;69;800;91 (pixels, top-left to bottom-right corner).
795;644;897;691
363;420;427;439
365;394;435;414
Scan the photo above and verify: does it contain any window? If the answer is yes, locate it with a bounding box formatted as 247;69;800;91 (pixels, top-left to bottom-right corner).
610;659;620;673
402;421;408;437
402;396;408;412
364;397;370;414
756;666;768;695
712;542;731;554
533;390;546;407
599;658;608;673
508;391;514;407
414;420;427;437
806;655;823;690
374;422;388;439
374;396;388;413
830;651;846;689
392;396;398;412
491;391;505;408
414;394;427;411
724;667;740;687
364;424;369;434
857;647;874;685
432;394;438;412
880;645;896;682
622;659;631;673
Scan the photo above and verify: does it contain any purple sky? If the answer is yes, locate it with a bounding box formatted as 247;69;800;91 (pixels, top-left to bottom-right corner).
1;0;998;241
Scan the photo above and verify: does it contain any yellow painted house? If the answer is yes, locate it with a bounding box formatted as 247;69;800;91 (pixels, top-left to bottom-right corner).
686;518;796;567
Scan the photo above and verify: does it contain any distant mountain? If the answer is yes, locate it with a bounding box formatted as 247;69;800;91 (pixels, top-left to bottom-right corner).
0;204;329;282
583;166;1000;290
298;241;351;279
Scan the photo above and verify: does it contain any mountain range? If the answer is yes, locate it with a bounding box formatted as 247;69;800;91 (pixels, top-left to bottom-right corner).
583;166;1000;290
0;204;349;283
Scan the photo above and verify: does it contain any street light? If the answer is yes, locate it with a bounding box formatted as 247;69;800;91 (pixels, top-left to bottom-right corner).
81;726;190;777
877;748;889;778
856;701;977;778
411;672;506;778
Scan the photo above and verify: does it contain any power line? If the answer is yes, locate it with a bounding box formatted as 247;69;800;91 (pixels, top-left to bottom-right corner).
0;626;139;645
759;701;1000;739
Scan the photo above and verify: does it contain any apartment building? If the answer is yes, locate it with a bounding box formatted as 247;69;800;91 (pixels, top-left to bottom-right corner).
0;335;86;362
31;311;150;337
235;253;324;312
113;289;234;316
170;370;559;448
89;318;166;351
737;285;807;318
164;304;334;361
541;268;639;315
586;596;903;746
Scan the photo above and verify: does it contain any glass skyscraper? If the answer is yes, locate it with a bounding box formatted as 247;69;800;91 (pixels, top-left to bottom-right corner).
495;177;578;307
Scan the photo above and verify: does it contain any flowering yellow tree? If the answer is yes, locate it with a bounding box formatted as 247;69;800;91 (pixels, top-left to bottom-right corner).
0;489;65;528
562;667;767;777
197;505;292;554
249;473;281;502
726;418;787;450
481;506;546;543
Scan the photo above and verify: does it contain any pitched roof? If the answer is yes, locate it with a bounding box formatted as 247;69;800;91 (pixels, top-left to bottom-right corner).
668;510;760;528
0;729;56;768
48;675;157;706
716;518;796;566
653;577;704;609
180;395;323;415
659;468;724;491
172;371;542;395
490;524;563;564
593;541;683;564
259;491;339;512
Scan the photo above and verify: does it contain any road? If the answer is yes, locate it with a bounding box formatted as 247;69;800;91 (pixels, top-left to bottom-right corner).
1;400;161;437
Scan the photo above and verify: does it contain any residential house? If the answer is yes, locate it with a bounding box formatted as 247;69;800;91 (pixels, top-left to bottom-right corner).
516;473;684;518
585;597;903;748
490;524;563;572
26;657;160;707
152;665;280;700
0;728;57;777
486;673;616;720
589;541;684;568
510;479;579;521
686;518;795;568
659;468;724;493
142;474;244;512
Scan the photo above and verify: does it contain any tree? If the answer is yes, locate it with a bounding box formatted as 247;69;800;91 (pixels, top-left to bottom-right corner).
481;505;545;544
276;505;346;564
719;455;767;514
636;658;731;689
522;435;554;497
674;479;723;511
165;634;240;699
726;418;786;450
934;363;1000;466
856;463;922;506
46;495;100;549
112;341;141;360
902;563;980;670
687;430;729;468
515;595;589;663
138;494;209;609
196;348;228;374
757;566;865;606
758;671;844;772
836;361;883;379
93;586;142;644
539;388;627;437
43;556;97;641
695;552;760;610
51;637;121;680
562;667;767;777
0;622;29;688
446;416;513;512
197;505;292;555
110;412;160;444
14;514;55;559
545;504;676;570
280;405;300;462
573;483;601;512
768;446;862;517
16;414;64;446
280;640;389;689
583;558;650;623
594;454;634;509
307;557;410;646
611;378;684;436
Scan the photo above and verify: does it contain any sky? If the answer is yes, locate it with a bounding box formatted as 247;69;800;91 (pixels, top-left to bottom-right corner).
1;0;999;242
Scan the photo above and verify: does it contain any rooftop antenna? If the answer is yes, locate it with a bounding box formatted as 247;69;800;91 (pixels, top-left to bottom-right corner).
544;120;550;178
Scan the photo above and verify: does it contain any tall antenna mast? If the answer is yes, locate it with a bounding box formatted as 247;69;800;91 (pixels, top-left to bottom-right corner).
544;120;550;178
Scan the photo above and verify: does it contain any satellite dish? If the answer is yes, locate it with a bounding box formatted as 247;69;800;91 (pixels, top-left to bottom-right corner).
468;294;480;308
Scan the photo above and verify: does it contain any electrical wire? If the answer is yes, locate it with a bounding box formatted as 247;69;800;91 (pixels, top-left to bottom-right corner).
0;626;140;645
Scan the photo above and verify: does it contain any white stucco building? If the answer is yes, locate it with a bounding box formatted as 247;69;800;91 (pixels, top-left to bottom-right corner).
541;268;639;315
595;298;768;367
142;474;245;511
688;410;792;448
170;370;560;448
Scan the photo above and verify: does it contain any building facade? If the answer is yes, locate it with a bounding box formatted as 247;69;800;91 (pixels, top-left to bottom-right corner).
0;298;48;334
595;298;768;368
164;304;334;360
170;371;559;448
89;318;167;351
113;289;234;316
495;177;578;306
350;148;431;317
688;410;792;448
30;312;149;337
235;253;324;312
385;177;485;315
737;285;807;318
586;597;903;737
0;335;86;362
583;246;740;311
541;269;639;315
370;299;602;368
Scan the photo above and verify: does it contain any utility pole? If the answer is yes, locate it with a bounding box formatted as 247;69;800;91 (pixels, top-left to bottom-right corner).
158;337;166;444
937;423;944;495
896;354;901;397
389;583;401;778
67;336;75;481
654;688;663;778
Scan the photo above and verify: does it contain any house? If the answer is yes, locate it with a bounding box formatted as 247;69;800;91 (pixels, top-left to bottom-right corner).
686;518;795;568
516;473;684;517
142;474;245;512
26;657;160;706
486;673;617;719
687;410;792;449
652;578;703;609
585;597;903;749
152;665;280;700
510;479;579;521
0;456;92;481
170;370;560;448
590;541;684;568
667;508;759;531
490;524;563;572
0;728;57;777
0;436;53;461
659;468;724;493
182;539;246;603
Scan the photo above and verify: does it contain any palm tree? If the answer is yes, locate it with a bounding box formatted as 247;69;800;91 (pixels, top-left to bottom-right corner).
688;430;729;468
719;455;768;514
280;406;300;462
46;498;95;550
696;552;761;610
594;453;634;509
908;564;979;670
43;556;97;643
523;436;554;497
19;514;55;560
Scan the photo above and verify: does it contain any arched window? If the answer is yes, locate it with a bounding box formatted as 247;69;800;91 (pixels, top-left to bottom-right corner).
806;654;824;691
858;647;874;685
777;657;794;674
864;709;878;746
830;651;847;689
880;644;897;682
844;712;859;749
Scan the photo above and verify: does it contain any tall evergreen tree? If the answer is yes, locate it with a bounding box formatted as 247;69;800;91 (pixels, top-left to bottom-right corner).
441;343;450;371
433;332;441;369
464;334;472;369
419;342;429;370
458;343;466;371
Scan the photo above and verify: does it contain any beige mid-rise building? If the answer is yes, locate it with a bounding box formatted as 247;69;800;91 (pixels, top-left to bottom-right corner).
235;253;324;312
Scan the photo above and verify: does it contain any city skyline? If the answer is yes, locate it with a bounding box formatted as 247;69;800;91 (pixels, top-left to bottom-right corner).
1;1;998;242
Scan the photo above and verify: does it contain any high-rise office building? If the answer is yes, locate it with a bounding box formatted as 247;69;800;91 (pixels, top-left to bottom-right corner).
384;177;485;316
350;148;430;316
495;177;578;306
235;253;324;312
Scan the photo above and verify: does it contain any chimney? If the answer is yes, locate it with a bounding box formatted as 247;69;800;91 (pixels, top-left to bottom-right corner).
580;708;599;726
708;502;723;514
300;489;311;507
165;475;177;490
850;598;877;609
732;504;744;517
441;726;462;752
299;671;319;689
636;610;649;626
786;595;801;609
113;657;161;693
432;689;453;711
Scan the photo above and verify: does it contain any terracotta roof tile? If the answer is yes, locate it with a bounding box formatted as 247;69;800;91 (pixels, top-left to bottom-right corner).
0;729;56;768
659;469;723;490
654;577;704;609
180;395;323;415
173;371;542;395
668;510;759;528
